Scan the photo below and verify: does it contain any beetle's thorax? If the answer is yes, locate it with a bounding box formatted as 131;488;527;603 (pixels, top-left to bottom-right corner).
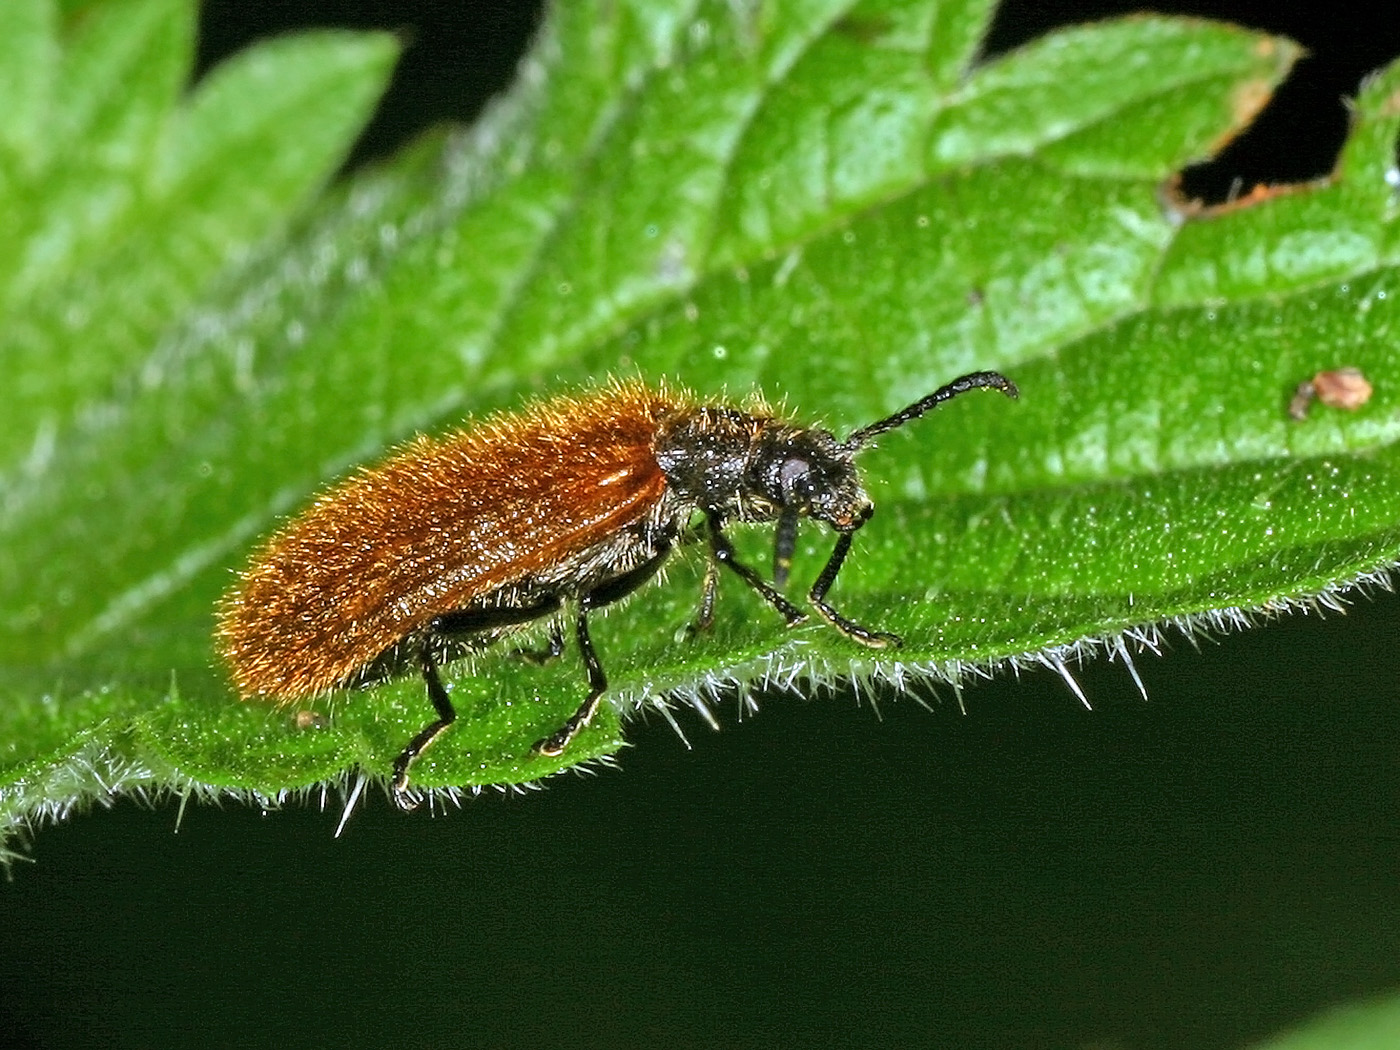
653;405;872;531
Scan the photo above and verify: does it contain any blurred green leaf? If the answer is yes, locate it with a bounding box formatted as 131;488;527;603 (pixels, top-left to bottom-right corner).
4;0;1399;843
1248;990;1400;1050
0;0;399;467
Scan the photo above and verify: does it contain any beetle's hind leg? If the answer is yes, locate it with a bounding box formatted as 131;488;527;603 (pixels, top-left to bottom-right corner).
391;639;459;810
391;596;563;808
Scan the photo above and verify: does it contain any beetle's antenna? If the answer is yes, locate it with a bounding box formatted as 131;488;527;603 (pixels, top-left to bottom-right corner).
845;371;1018;450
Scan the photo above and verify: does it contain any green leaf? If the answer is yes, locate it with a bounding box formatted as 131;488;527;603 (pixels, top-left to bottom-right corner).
1248;991;1400;1050
4;0;1398;843
0;0;58;163
0;0;399;475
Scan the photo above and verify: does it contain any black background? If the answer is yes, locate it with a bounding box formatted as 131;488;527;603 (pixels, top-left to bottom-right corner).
6;3;1400;1048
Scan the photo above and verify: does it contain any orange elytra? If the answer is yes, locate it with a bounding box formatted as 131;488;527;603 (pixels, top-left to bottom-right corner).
215;372;1018;806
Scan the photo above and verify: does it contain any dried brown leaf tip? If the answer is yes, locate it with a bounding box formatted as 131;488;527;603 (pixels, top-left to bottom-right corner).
1288;367;1373;421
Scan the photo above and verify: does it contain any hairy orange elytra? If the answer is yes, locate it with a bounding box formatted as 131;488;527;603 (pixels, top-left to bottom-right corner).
215;372;1018;806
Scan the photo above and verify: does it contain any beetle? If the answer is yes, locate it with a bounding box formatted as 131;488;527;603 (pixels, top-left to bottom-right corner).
215;370;1018;805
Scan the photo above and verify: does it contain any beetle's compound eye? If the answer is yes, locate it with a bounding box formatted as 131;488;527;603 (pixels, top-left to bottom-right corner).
778;457;813;505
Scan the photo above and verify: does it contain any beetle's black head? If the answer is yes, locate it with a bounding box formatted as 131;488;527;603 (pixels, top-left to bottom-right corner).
657;370;1019;529
749;426;872;533
654;406;872;530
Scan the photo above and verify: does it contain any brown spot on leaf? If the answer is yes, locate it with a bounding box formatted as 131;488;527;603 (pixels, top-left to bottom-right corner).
1288;367;1373;420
